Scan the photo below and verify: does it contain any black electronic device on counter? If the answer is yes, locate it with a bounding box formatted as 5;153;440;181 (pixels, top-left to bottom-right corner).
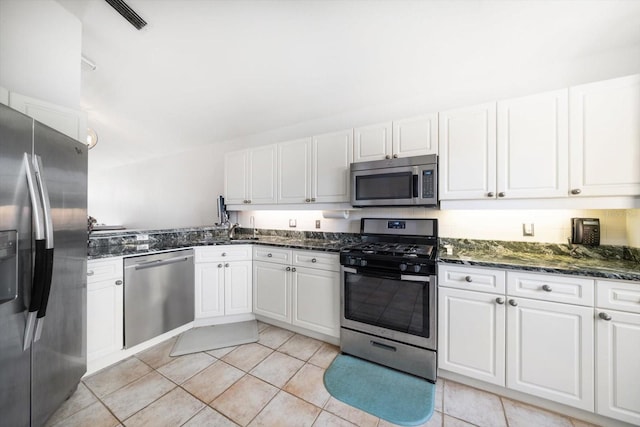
571;218;600;246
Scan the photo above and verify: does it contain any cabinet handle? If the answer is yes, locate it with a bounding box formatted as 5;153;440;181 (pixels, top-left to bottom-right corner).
385;155;391;159
464;276;472;282
267;253;273;257
599;312;612;321
243;200;247;204
311;258;317;263
115;280;123;286
508;299;518;307
221;252;227;257
498;192;506;198
292;267;297;272
495;297;505;304
542;284;552;292
87;270;94;276
311;198;316;202
392;154;398;158
218;264;223;268
225;263;229;267
487;192;495;198
570;189;582;195
286;266;291;271
305;198;311;203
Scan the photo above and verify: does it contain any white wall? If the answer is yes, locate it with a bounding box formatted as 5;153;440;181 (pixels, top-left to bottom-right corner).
235;208;633;247
0;0;81;109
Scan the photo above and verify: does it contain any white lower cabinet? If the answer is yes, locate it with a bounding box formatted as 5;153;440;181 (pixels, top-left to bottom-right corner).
87;258;124;364
253;247;340;338
438;264;595;412
595;280;640;425
194;246;252;319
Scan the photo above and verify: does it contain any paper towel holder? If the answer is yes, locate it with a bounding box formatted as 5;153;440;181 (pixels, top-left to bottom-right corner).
322;210;350;219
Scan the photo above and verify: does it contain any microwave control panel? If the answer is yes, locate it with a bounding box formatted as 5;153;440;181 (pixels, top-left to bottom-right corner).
422;169;435;198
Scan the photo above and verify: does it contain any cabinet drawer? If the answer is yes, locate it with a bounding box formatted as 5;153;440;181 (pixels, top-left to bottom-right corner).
253;246;291;264
292;250;339;271
195;245;251;262
438;264;506;294
597;279;640;314
507;271;594;306
87;258;123;283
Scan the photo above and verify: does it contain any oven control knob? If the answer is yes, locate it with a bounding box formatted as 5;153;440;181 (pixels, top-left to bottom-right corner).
413;265;421;273
349;257;356;265
360;259;367;267
399;263;407;272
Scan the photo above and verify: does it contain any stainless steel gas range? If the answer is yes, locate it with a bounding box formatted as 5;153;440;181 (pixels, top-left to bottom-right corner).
339;218;438;382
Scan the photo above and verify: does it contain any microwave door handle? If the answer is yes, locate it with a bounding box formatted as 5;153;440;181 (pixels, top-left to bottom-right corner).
413;174;419;198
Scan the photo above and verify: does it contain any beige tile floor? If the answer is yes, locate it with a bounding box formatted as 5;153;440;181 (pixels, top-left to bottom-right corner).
47;322;599;427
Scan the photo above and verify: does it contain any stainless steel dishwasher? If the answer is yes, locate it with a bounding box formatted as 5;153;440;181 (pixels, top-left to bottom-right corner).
124;249;194;348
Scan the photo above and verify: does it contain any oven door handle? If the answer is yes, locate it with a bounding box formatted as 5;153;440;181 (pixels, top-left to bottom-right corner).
400;274;431;282
341;267;358;274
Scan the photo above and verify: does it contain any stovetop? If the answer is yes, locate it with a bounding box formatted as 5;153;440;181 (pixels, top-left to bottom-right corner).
342;242;435;259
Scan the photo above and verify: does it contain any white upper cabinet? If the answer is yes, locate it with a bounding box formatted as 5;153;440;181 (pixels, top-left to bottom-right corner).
249;144;278;204
353;114;438;163
312;129;353;203
497;90;569;199
353;122;392;163
224;144;277;205
392;113;438;158
569;74;640;197
224;150;249;205
439;102;497;200
277;138;313;204
9;92;87;142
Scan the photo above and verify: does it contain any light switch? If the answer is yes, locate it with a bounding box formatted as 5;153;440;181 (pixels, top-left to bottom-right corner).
522;223;534;236
289;219;297;228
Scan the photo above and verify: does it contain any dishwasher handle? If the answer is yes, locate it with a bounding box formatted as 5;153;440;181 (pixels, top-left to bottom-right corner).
129;254;193;270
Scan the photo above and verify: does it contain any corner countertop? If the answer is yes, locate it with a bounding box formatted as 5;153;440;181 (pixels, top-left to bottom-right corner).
438;239;640;282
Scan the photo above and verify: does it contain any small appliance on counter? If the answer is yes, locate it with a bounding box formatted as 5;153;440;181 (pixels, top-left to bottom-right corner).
571;218;600;246
216;195;229;226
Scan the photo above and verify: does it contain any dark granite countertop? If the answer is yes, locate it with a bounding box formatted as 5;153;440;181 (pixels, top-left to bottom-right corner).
438;238;640;282
88;227;640;282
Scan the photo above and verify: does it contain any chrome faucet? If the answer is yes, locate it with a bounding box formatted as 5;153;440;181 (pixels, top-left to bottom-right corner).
228;223;240;240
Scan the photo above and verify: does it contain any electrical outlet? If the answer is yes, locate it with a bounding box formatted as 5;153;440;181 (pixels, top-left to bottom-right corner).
136;234;149;241
522;223;535;236
289;219;297;228
315;220;321;229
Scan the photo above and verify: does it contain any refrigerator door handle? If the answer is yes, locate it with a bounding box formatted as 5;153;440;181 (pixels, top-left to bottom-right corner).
23;153;47;350
33;156;55;342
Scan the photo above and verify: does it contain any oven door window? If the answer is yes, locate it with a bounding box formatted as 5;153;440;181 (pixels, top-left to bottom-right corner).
344;270;429;338
354;172;413;201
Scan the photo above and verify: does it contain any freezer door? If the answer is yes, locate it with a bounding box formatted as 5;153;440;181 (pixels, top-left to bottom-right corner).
0;104;33;427
31;121;87;426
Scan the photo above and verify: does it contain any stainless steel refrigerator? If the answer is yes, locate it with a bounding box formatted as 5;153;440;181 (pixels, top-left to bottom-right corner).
1;104;87;426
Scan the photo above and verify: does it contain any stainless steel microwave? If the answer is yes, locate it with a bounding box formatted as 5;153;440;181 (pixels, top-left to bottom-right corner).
350;154;438;207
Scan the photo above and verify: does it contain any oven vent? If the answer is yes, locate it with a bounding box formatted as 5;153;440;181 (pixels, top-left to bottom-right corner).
104;0;147;30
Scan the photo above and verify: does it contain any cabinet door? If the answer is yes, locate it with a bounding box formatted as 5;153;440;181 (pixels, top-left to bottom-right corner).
253;261;290;323
392;113;438;157
506;298;594;411
569;74;640;197
0;87;8;106
87;278;123;361
596;309;640;425
353;122;392;162
292;267;340;337
439;103;497;200
438;287;506;386
224;260;253;315
9;92;87;142
249;144;277;204
224;150;248;205
278;138;312;203
195;263;225;318
312;129;353;203
497;90;568;198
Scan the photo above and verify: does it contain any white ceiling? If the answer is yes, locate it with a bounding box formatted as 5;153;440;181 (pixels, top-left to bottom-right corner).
56;0;640;171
